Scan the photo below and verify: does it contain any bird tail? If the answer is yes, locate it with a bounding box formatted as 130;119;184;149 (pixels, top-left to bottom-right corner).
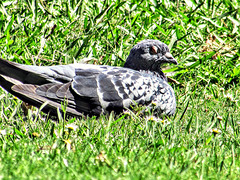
0;58;51;85
0;58;83;117
0;58;28;82
0;57;46;97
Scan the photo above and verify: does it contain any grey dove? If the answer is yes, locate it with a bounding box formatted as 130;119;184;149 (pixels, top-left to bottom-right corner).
0;40;178;117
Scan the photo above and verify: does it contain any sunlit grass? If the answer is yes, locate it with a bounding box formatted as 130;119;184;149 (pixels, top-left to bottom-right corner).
0;0;240;179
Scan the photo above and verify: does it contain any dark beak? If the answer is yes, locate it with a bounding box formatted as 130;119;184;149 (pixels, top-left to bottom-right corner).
163;52;178;65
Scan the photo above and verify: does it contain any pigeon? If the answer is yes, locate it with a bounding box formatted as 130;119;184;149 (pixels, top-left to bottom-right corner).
0;39;178;117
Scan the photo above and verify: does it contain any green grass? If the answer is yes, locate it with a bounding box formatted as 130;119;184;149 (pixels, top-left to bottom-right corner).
0;0;240;179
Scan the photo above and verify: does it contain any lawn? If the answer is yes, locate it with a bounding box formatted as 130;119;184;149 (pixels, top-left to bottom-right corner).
0;0;240;179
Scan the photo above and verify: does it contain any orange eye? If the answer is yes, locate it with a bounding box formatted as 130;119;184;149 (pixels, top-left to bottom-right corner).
150;46;158;54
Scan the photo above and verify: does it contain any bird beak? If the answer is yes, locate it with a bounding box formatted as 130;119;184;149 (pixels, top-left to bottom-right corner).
163;52;178;65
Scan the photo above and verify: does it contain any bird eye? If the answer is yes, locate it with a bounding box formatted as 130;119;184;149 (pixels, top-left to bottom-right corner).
150;46;158;55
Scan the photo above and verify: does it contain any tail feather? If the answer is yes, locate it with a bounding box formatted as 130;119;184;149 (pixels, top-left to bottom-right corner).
0;58;83;117
0;58;51;85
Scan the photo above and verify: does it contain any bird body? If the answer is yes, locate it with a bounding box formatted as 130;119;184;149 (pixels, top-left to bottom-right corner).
0;40;177;117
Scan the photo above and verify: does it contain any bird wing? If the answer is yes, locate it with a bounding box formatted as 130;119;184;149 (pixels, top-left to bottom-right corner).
71;67;159;113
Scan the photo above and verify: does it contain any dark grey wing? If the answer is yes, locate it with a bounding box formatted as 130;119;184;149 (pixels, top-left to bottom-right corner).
36;81;103;115
70;68;129;114
11;83;83;116
71;68;122;114
71;67;176;116
71;67;156;113
11;81;102;116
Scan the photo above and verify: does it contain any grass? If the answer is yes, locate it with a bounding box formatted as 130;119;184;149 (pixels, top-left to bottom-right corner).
0;0;240;179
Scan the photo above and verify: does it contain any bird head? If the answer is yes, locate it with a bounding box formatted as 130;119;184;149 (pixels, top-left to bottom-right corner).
124;39;178;73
